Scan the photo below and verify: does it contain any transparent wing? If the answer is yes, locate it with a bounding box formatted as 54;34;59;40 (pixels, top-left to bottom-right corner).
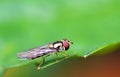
17;45;57;60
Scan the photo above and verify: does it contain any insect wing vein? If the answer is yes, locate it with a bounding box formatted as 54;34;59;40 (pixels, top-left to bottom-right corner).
17;45;57;60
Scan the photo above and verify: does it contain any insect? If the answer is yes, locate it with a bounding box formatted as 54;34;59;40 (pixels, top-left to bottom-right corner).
17;38;73;70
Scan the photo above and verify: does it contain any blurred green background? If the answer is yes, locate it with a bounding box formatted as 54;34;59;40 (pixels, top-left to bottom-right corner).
0;0;120;77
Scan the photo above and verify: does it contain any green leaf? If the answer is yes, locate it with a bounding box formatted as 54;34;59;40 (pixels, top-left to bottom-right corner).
0;0;120;76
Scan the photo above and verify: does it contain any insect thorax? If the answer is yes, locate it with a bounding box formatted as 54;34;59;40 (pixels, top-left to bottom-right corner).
52;41;65;51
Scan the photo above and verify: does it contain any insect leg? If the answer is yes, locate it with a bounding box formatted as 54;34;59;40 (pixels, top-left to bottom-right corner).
61;52;68;59
54;53;58;63
37;56;45;70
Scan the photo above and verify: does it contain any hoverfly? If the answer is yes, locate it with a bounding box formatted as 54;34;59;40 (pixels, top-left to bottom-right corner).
17;38;73;70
